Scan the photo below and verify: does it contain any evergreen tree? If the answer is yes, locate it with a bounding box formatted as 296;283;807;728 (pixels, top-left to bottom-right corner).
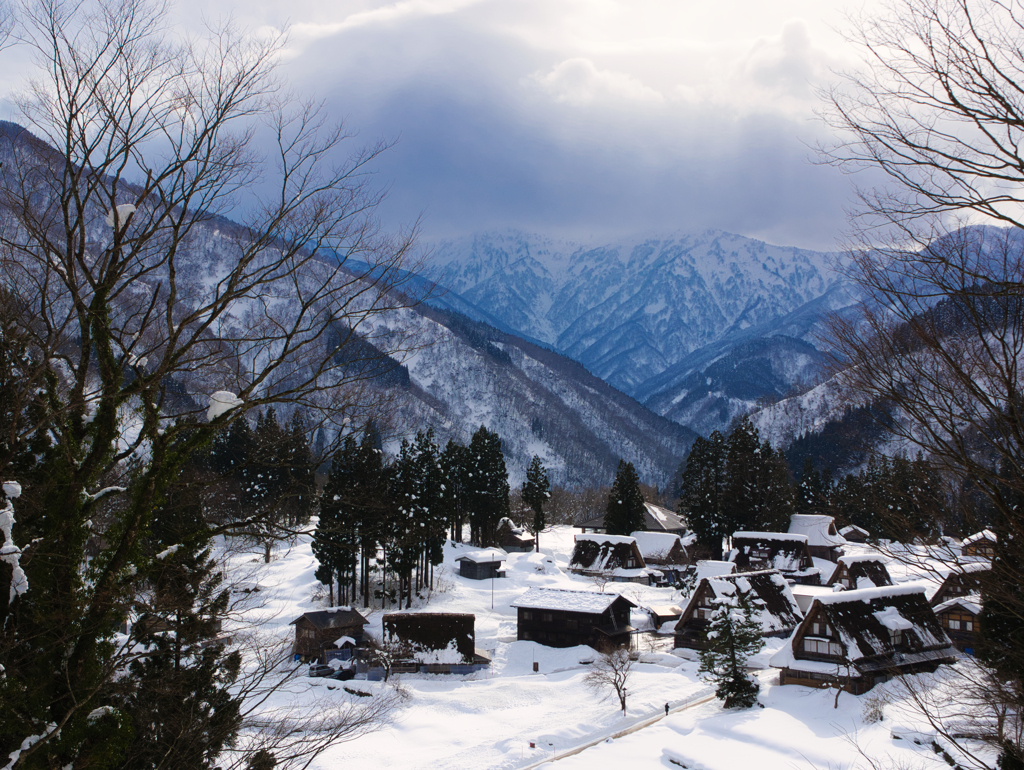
752;441;795;532
604;460;646;536
354;426;388;607
313;436;360;605
466;426;510;546
721;416;762;537
280;411;316;527
522;455;551;552
796;456;829;517
678;432;728;556
440;439;470;542
697;583;763;709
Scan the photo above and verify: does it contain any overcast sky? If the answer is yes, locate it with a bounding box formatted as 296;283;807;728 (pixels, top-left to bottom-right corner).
4;0;881;251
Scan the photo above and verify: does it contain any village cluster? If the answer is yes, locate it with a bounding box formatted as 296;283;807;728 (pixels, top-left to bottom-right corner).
288;505;992;700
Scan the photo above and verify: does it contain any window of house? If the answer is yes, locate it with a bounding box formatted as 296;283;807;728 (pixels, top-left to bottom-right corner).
542;612;553;623
802;639;843;656
301;627;316;639
522;611;533;621
889;629;902;646
522;630;532;640
566;619;578;630
811;621;832;637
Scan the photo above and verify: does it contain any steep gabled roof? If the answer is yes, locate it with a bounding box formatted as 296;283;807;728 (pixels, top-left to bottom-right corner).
729;532;814;574
569;535;647;573
778;584;953;672
683;569;804;636
789;514;847;547
933;593;982;616
631;531;687;563
962;529;997;547
511;587;636;613
827;555;894;589
643;503;687;532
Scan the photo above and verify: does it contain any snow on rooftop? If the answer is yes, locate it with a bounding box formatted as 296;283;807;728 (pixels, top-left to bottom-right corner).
840;525;868;536
574;533;637;546
812;582;929;605
630;531;682;559
933;594;982;616
837;554;886;565
456;548;508;563
733;531;808;543
872;606;914;631
510;587;633;613
962;529;997;546
694;560;736;579
643;502;683;530
788;514;846;547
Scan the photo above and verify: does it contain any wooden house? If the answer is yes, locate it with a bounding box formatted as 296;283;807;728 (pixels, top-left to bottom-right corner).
826;555;894;590
373;613;491;675
496;517;535;552
631;531;690;584
455;548;507;580
929;562;989;606
789;514;847;562
729;532;820;584
576;503;686;535
839;525;869;543
932;595;982;654
568;534;658;584
511;587;636;649
961;529;997;559
771;584;956;694
674;569;804;650
290;608;369;662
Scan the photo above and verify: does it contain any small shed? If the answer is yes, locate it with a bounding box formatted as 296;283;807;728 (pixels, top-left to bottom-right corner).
933;595;982;654
496;517;535;552
826;555;894;590
839;525;869;543
771;584;956;694
290;608;369;662
729;532;819;583
568;534;657;584
674;569;804;650
788;514;847;562
961;529;997;559
512;587;637;649
455;548;507;580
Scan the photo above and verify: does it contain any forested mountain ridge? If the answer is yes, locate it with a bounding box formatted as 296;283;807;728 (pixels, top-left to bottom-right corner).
424;229;852;434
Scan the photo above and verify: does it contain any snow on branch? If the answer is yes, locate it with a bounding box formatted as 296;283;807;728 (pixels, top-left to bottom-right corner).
1;482;28;604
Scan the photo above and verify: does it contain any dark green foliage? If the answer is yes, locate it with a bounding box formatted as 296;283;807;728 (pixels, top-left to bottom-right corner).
314;437;361;605
440;439;470;542
466;426;510;546
604;460;646;536
522;455;550;551
678;431;728;555
697;585;763;709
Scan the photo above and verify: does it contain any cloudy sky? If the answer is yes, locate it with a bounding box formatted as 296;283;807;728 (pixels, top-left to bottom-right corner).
4;0;881;251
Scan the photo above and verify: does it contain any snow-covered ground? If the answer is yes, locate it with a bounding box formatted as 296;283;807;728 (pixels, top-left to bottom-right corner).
224;526;978;770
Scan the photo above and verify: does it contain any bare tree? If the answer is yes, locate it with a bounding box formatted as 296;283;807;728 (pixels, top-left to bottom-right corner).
819;0;1024;766
584;646;636;715
0;0;426;766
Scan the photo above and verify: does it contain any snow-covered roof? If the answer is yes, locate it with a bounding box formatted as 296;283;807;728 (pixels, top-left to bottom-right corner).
836;554;886;566
962;529;997;546
790;584;838;614
696;569;804;635
812;582;930;605
733;531;808;542
694;560;736;579
933;594;982;616
455;548;507;564
788;514;846;547
575;533;637;546
630;531;684;561
839;525;869;537
511;587;636;613
643;503;686;532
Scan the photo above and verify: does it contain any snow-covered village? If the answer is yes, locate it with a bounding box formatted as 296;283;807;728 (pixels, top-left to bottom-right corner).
2;0;1024;769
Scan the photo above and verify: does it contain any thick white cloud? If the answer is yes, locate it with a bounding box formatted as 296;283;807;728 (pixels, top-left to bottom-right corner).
530;58;665;106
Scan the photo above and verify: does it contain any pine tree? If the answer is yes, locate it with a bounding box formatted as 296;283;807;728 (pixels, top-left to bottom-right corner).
678;432;728;556
440;439;470;542
280;411;316;527
697;583;763;709
721;416;762;538
522;455;550;552
466;426;510;546
313;437;360;605
604;460;646;536
752;441;795;532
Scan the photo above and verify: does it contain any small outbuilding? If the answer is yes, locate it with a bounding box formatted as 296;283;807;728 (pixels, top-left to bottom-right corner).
771;584;956;695
290;608;370;662
455;548;507;580
674;569;804;650
839;525;870;543
729;532;819;583
961;529;997;559
789;514;847;562
496;517;535;552
826;555;894;590
511;587;637;649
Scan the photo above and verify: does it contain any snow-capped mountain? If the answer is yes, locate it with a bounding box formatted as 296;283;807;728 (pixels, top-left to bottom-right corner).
424;229;849;433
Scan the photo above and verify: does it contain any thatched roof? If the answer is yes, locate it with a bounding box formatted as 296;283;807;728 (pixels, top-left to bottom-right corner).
383;612;476;662
827;555;893;589
729;532;815;574
789;514;846;548
511;587;636;614
289;608;368;630
569;535;647;574
682;569;803;636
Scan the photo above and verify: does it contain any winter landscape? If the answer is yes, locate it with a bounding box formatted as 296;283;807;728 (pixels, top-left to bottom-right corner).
2;0;1024;769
